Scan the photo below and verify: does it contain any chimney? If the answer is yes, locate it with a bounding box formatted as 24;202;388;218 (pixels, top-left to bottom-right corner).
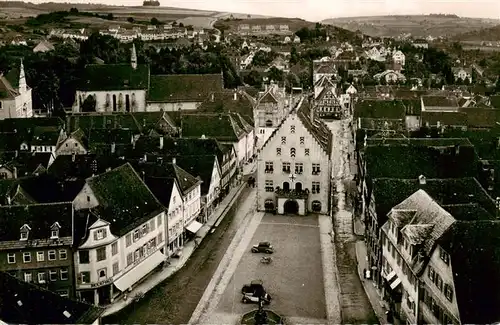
233;91;237;101
211;93;215;102
111;142;116;154
6;195;11;205
172;157;176;165
159;136;164;150
418;175;426;185
72;153;76;162
13;167;17;179
143;154;147;162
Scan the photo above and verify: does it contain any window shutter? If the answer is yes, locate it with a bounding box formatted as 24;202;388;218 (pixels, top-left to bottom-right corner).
103;228;107;238
93;231;98;240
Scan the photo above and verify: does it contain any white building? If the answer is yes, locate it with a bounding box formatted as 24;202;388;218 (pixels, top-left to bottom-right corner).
254;84;288;150
257;97;332;215
0;60;33;119
392;50;406;66
72;163;167;306
452;67;472;83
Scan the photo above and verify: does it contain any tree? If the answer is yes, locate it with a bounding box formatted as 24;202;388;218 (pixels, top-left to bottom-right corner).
179;22;184;27
69;7;79;14
267;66;284;83
127;17;134;23
151;17;160;25
290;46;299;65
81;95;96;112
106;13;114;20
244;70;263;88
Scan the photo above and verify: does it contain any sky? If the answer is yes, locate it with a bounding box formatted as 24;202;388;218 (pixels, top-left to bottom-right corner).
20;0;500;21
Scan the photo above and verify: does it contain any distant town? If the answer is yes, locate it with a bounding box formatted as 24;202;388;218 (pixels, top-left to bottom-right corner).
0;4;500;325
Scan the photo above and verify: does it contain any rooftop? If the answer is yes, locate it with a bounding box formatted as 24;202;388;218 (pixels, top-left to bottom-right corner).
354;99;406;119
79;64;150;91
148;74;223;102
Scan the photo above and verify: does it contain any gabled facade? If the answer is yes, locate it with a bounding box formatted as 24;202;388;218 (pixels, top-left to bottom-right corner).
0;61;33;120
254;84;287;150
313;79;345;120
55;129;88;156
257;97;332;215
72;163;166;306
392;50;406;66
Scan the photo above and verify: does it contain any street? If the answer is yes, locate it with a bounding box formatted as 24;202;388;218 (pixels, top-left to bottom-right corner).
102;186;255;324
326;119;378;324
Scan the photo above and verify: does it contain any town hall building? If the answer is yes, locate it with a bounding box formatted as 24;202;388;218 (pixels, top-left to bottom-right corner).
256;97;333;215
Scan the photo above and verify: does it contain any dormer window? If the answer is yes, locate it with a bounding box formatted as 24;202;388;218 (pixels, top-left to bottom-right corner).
94;228;107;241
50;222;61;239
20;224;31;241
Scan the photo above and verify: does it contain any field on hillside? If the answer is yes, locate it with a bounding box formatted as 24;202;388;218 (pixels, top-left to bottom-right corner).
322;15;500;37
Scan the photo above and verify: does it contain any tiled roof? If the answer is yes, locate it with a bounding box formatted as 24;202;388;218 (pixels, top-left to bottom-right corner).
180;113;246;141
0;117;64;136
66;112;169;134
490;95;500;109
365;137;473;147
0;74;18;99
0;272;104;324
421;111;468;126
371;177;495;227
296;98;333;157
85;163;164;237
144;177;175;208
48;154;123;180
0;202;74;242
148;74;223;102
400;99;421;115
358;118;405;131
354;99;406;119
30;126;61;145
437;220;500;324
198;90;254;119
175;155;216;194
461;107;500;128
7;152;52;177
257;90;278;104
79;64;150;91
422;95;459;107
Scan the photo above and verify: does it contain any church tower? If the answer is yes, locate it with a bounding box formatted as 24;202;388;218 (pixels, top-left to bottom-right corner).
19;59;27;93
131;43;137;70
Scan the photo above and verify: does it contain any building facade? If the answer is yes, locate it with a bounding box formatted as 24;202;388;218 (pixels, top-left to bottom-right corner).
0;61;33;120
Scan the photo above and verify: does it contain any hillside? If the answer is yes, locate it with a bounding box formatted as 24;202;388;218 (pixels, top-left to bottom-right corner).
322;15;500;38
453;25;500;41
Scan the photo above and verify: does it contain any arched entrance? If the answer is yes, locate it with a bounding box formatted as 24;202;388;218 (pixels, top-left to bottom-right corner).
312;200;322;212
295;182;302;191
284;199;299;214
283;182;290;191
264;199;275;212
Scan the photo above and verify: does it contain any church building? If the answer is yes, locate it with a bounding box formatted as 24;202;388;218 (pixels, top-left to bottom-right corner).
0;60;33;119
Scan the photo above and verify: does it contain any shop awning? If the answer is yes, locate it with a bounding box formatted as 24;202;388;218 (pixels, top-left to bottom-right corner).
185;220;203;234
390;277;402;290
114;250;165;292
385;270;396;281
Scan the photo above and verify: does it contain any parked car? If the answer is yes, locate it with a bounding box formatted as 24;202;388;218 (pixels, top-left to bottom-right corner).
241;292;272;304
251;241;274;254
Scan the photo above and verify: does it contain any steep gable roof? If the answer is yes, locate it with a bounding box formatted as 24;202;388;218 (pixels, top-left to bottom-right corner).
180;113;246;141
296;98;333;157
175;155;217;195
148;74;223;102
354;99;406;119
79;64;150;91
0;272;104;324
85;163;164;236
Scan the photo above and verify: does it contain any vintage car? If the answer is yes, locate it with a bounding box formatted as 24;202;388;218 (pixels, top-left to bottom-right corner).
241;292;272;304
241;280;271;304
251;241;274;254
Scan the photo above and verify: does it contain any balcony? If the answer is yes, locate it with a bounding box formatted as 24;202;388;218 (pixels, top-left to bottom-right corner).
275;188;309;199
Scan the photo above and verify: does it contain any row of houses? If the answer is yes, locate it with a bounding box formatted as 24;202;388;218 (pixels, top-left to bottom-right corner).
237;24;292;35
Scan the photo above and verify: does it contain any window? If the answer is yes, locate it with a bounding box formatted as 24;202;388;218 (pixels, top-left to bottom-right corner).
259;129;265;134
98;268;107;279
141;223;149;236
38;272;46;283
80;271;90;284
20;231;28;240
23;252;31;263
96;247;106;261
7;253;15;264
60;268;68;280
157;214;162;226
290;147;296;157
57;290;69;298
86;195;90;202
300;137;305;145
59;249;67;260
265;180;274;192
126;234;132;247
312;182;320;194
158;232;163;243
295;163;303;174
290;125;295;133
79;250;89;264
112;242;118;256
94;228;107;240
48;250;56;261
113;262;119;276
276;148;281;156
444;284;453;302
150;219;156;231
305;148;310;156
265;161;274;173
281;136;286;144
282;162;291;173
24;272;32;283
49;270;57;281
435;274;443;291
127;252;133;266
312;164;321;175
428;266;435;281
133;229;140;242
51;230;59;239
440;247;449;265
36;251;44;262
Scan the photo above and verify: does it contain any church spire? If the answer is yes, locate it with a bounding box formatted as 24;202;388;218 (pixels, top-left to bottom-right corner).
19;59;27;93
131;43;137;70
